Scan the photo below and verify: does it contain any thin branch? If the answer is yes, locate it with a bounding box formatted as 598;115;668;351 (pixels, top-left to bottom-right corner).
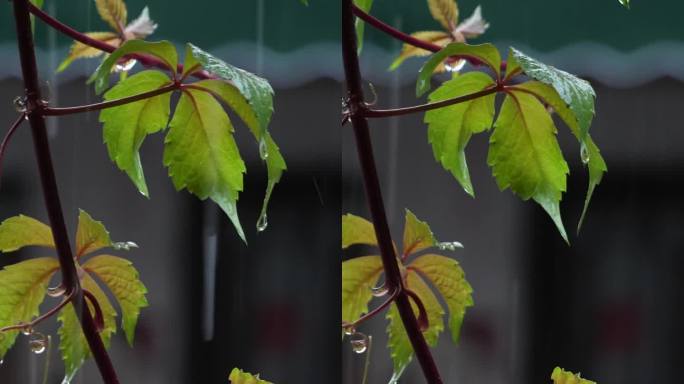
342;1;443;382
11;0;119;382
0;290;75;333
41;83;179;116
342;287;400;329
28;3;213;80
362;85;501;118
0;113;27;187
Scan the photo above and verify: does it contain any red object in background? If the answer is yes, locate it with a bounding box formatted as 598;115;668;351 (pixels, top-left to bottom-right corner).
597;301;641;352
257;302;299;351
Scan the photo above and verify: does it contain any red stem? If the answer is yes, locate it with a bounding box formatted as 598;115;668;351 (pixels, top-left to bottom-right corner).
11;1;119;382
0;290;75;333
343;287;400;329
0;113;27;187
41;82;179;116
343;0;443;382
28;3;214;80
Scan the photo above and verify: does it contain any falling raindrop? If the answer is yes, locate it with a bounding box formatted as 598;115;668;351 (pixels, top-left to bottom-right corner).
437;241;464;251
350;332;369;354
256;213;268;232
47;284;66;297
115;59;137;72
13;96;27;113
28;332;47;354
258;138;269;160
580;141;590;164
113;241;139;251
371;282;389;297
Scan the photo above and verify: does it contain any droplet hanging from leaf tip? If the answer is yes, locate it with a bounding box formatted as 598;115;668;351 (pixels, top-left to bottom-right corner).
580;142;590;164
256;213;268;232
350;332;369;354
258;138;269;160
437;241;464;251
28;332;47;354
13;96;27;113
113;241;139;250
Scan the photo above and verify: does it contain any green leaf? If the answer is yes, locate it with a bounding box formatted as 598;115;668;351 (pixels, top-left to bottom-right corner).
58;274;117;381
618;0;630;9
300;0;309;5
427;0;458;30
387;270;444;383
0;258;59;360
341;255;383;324
410;254;473;343
185;44;274;137
487;90;570;243
402;209;437;255
90;40;178;94
424;71;496;195
57;32;122;73
417;43;501;96
83;255;148;346
99;70;173;196
190;79;286;228
95;0;128;32
229;368;274;384
0;215;54;252
507;47;596;141
341;214;378;249
353;0;373;54
164;88;246;242
511;81;606;231
551;367;597;384
389;31;452;71
76;209;113;257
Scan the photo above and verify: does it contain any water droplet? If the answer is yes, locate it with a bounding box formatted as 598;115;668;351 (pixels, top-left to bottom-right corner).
47;284;66;297
115;59;137;72
256;214;268;232
0;359;3;365
13;96;27;113
28;332;46;354
350;332;368;354
113;241;139;251
20;324;33;336
444;59;466;73
437;241;464;251
343;325;356;337
371;283;389;297
580;142;590;164
258;138;269;160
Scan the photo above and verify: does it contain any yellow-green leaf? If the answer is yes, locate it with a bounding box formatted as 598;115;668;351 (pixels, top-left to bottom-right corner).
58;274;117;381
229;368;273;384
83;255;148;346
387;270;444;383
95;0;128;32
341;214;378;249
410;253;473;343
76;210;113;257
389;31;451;71
427;0;458;30
0;257;59;359
341;255;383;324
57;32;121;73
551;367;597;384
402;209;437;255
0;215;54;252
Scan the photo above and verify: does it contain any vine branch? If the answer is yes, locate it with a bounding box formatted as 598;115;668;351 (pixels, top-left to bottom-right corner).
0;113;27;185
342;1;443;382
0;290;74;333
342;287;400;329
11;0;119;382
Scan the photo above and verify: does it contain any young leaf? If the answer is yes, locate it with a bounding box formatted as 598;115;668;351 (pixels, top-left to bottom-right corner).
403;209;437;255
76;209;113;257
427;0;458;30
424;71;496;196
387;271;444;383
124;7;157;39
164;89;246;242
90;40;178;94
511;81;606;231
410;254;473;343
83;255;148;345
99;70;173;196
229;368;273;384
389;31;451;71
487;90;570;242
58;274;117;381
95;0;128;33
551;367;597;384
57;32;121;73
342;256;383;324
417;43;501;96
454;6;489;38
507;48;596;141
0;258;59;360
190;79;286;229
353;0;373;54
0;215;54;252
341;214;378;249
185;44;274;137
